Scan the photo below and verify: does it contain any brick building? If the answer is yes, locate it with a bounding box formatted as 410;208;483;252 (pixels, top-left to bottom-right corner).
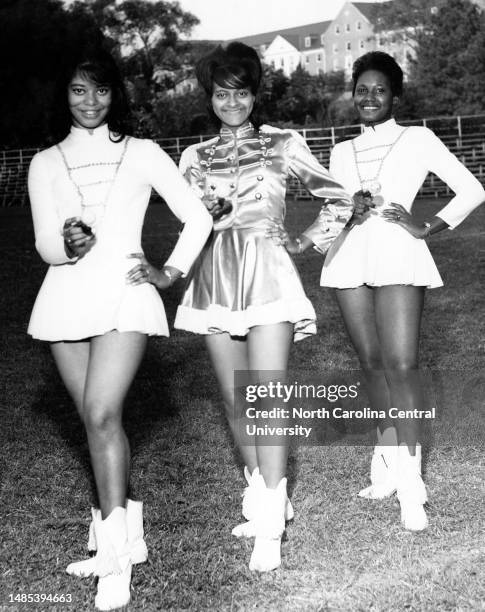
236;1;411;78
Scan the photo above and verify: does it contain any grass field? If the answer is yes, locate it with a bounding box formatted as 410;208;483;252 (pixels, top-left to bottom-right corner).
0;199;484;612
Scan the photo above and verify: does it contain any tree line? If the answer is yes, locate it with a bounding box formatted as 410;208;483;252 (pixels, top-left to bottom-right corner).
1;0;484;148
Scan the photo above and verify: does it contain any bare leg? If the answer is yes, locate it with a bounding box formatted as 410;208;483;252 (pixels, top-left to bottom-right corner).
53;333;146;517
373;285;428;530
51;340;90;413
247;323;293;489
52;334;146;514
82;331;147;518
205;333;257;471
374;285;425;454
335;287;395;440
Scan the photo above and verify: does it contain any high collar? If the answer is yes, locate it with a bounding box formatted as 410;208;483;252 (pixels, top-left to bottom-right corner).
362;117;400;137
67;123;112;143
219;122;254;141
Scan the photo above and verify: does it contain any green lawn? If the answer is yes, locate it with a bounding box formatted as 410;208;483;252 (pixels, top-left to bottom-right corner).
0;199;484;611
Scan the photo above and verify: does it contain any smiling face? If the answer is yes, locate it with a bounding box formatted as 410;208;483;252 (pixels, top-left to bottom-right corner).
353;69;398;127
68;71;112;131
211;84;255;131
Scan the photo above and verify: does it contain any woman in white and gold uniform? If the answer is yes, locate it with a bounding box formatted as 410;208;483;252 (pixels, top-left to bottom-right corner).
173;42;353;572
322;52;484;531
29;47;211;610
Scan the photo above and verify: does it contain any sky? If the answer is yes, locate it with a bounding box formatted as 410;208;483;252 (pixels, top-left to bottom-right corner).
64;1;381;40
178;0;352;40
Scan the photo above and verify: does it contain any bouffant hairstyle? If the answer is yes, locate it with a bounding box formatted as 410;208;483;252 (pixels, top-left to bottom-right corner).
50;45;132;143
352;51;403;97
196;42;262;97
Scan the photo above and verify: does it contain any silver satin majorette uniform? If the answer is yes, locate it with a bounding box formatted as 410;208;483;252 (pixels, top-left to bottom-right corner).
322;118;485;289
174;123;353;341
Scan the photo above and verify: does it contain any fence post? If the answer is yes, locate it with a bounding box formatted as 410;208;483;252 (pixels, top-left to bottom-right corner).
331;126;335;146
176;137;180;156
457;115;462;145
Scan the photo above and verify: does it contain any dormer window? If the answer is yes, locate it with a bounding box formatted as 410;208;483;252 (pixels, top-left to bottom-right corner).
320;33;325;44
259;44;266;53
305;36;311;47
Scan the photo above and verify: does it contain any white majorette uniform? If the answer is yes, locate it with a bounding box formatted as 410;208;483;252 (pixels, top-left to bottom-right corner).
321;118;485;289
174;123;353;341
28;124;212;341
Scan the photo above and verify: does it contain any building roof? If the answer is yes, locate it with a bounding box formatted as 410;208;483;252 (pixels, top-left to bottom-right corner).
229;3;392;52
233;20;332;48
351;1;395;22
351;2;379;21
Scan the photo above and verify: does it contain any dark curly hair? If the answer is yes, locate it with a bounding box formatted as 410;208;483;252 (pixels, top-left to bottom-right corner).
352;51;403;97
195;42;262;127
50;45;132;143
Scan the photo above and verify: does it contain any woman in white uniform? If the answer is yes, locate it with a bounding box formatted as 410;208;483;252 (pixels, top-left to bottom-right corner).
170;43;352;572
321;52;484;531
28;47;211;610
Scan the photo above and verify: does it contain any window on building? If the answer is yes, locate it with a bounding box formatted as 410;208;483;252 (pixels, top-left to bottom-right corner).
345;55;352;70
317;54;322;62
335;25;340;34
320;33;325;45
306;55;310;63
333;58;339;70
305;36;311;47
346;41;351;51
333;43;338;54
379;38;384;47
260;44;266;53
345;23;350;32
280;58;284;67
357;21;361;30
360;40;365;49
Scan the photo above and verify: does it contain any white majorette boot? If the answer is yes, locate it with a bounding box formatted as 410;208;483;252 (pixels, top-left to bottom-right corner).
93;506;132;611
66;499;148;577
358;427;398;499
248;475;287;572
232;466;294;537
358;444;398;499
396;444;428;531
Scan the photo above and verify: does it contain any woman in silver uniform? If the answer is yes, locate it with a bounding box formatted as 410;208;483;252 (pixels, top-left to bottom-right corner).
174;43;353;571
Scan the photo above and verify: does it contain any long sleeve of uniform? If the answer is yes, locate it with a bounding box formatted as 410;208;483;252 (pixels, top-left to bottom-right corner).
179;144;205;193
142;141;212;274
286;132;353;254
28;153;75;265
420;129;484;228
